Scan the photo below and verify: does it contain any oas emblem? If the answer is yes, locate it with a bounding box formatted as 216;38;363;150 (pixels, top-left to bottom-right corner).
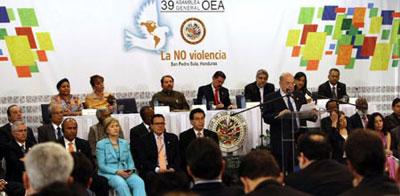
180;17;206;45
208;111;247;153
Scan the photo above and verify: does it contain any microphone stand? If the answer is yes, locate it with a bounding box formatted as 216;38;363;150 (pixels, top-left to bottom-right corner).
231;94;291;149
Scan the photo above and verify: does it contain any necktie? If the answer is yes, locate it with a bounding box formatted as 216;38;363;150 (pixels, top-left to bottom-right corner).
196;131;202;138
362;115;368;128
287;96;294;112
68;142;74;153
214;89;220;105
57;127;63;140
21;144;26;154
157;136;167;170
332;87;337;99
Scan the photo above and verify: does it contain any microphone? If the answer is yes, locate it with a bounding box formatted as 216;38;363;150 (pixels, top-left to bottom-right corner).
305;89;313;97
286;89;293;97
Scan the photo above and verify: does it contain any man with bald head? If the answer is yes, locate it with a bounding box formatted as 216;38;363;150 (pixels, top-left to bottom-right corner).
263;72;307;173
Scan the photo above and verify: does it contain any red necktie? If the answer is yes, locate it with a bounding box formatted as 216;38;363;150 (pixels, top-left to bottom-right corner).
214;89;220;105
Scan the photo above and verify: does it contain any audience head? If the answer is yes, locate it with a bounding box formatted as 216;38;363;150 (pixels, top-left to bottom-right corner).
140;106;154;125
11;120;27;143
56;78;70;96
392;98;400;116
212;71;226;89
239;150;282;193
71;152;94;189
367;112;387;135
297;131;331;169
7;104;23;123
148;172;189;196
186;138;224;181
150;114;166;136
325;100;339;112
255;69;269;88
24;142;73;194
279;72;294;94
62;118;78;142
189;108;205;131
34;181;75;196
103;117;121;137
355;97;368;113
294;71;307;92
89;74;104;93
328;68;340;85
161;75;174;92
95;108;111;124
345;129;385;177
49;103;64;125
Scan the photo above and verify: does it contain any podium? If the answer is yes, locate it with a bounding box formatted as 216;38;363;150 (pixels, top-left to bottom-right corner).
277;110;317;173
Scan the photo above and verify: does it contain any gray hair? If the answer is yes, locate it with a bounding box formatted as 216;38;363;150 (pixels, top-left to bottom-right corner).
11;120;25;132
279;72;292;82
96;108;109;121
24;142;73;191
256;69;269;78
48;103;62;114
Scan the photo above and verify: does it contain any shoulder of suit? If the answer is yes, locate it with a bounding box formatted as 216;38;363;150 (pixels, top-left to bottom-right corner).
179;128;192;136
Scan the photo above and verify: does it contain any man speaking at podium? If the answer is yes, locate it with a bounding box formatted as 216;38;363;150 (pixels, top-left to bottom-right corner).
263;72;307;174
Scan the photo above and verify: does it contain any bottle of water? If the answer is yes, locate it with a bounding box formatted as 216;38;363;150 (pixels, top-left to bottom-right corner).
201;96;207;105
240;94;246;109
154;99;159;107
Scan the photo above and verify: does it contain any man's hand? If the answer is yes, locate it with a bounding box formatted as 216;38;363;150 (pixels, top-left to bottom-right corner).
215;103;225;109
276;109;291;119
330;111;339;128
0;179;7;191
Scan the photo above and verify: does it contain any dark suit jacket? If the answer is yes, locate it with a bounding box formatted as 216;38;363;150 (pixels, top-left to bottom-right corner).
349;113;371;130
138;132;180;174
285;159;353;196
263;90;306;154
317;81;347;99
384;113;400;132
191;182;243;196
58;137;92;161
4;140;35;183
0;123;36;145
339;174;400;196
38;123;61;142
247;179;310;196
129;123;150;171
179;128;219;169
197;84;231;109
244;82;275;102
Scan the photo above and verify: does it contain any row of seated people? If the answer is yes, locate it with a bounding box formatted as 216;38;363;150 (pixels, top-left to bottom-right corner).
50;68;349;116
3;126;400;196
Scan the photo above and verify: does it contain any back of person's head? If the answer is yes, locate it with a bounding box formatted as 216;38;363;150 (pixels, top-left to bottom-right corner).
149;172;190;196
345;129;385;176
238;150;280;179
35;182;75;196
71;152;94;187
24;142;74;192
186;138;223;180
297;131;331;161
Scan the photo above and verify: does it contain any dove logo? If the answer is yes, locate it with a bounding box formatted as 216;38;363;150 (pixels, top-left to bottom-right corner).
124;0;170;52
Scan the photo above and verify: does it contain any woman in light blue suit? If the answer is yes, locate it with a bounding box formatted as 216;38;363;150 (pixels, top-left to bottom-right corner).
97;117;146;196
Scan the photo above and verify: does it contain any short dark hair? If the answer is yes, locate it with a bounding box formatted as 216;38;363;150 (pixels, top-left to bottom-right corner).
329;68;340;75
186;138;222;180
56;78;69;90
238;150;280;179
392;98;400;108
160;75;174;85
151;114;165;124
7;104;18;117
189;108;205;120
367;112;388;135
297;131;331;160
325;99;338;110
71;152;94;186
140;106;153;121
148;172;189;196
345;129;385;176
89;74;104;87
212;71;226;79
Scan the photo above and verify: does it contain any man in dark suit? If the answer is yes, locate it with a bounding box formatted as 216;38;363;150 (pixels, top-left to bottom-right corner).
58;118;109;196
138;114;180;176
244;69;275;102
384;98;400;131
179;108;219;170
285;131;353;196
187;138;243;196
3;121;35;183
239;150;309;196
263;72;307;173
340;130;400;195
0;105;36;147
348;97;371;130
197;71;234;110
317;68;347;100
130;105;154;170
37;104;64;142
